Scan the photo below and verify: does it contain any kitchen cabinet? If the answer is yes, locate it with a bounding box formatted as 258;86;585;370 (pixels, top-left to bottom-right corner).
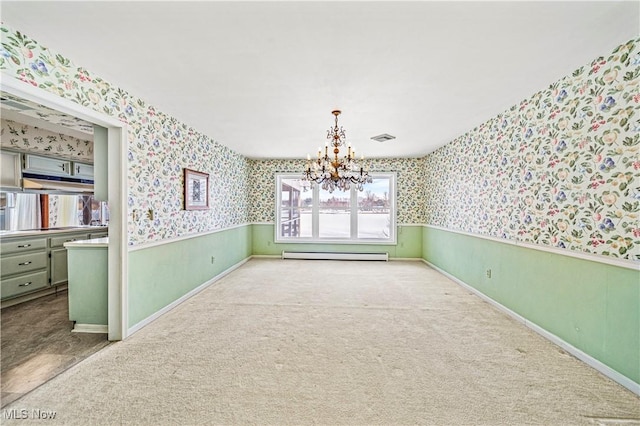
1;251;48;276
23;154;72;178
50;248;69;287
1;150;21;188
1;229;97;304
1;270;48;299
73;162;94;180
1;237;48;254
49;233;89;287
0;236;49;300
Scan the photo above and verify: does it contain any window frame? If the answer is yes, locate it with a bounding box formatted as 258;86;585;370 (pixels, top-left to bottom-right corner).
275;172;397;245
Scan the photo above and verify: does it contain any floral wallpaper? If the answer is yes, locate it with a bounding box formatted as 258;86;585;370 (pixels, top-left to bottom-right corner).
1;23;638;260
2;92;95;134
1;24;250;245
1;119;94;163
248;157;425;224
423;38;640;261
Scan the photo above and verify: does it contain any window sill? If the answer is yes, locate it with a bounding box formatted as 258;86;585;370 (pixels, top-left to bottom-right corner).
274;238;397;246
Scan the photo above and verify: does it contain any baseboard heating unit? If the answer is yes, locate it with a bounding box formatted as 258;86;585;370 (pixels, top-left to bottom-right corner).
281;251;388;261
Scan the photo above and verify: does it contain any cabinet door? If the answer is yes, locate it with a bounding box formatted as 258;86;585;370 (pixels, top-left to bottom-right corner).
1;151;21;188
50;248;68;286
73;162;94;179
24;154;71;177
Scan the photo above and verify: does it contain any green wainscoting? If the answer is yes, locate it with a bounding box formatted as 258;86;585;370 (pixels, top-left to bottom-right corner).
127;225;252;328
251;224;423;258
422;226;640;386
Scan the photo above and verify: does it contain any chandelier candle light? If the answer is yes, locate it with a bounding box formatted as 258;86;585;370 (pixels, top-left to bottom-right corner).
302;110;372;193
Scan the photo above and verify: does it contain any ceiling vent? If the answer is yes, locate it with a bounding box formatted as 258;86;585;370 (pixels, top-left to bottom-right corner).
371;133;395;143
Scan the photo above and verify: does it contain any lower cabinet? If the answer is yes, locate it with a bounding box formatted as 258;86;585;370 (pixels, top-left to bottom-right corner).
50;248;69;287
1;230;94;302
1;237;48;301
49;233;89;287
1;270;48;299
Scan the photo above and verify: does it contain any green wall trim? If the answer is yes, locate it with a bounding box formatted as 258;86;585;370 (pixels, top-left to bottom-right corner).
127;225;252;327
251;223;423;258
423;226;640;386
423;225;638;271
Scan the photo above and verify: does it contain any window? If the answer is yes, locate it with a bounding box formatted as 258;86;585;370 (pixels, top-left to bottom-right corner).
275;173;396;244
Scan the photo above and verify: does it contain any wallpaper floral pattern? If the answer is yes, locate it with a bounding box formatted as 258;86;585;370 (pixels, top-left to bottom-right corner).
423;38;640;261
1;24;250;245
248;157;425;225
2;92;95;134
1;119;94;162
1;23;637;261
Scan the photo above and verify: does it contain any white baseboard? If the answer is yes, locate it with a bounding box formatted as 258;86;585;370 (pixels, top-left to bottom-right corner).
127;257;250;336
422;259;640;396
72;323;108;334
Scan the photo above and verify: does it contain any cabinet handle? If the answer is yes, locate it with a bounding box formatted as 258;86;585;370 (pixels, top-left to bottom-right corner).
18;261;32;266
76;165;80;174
17;244;31;248
18;282;32;287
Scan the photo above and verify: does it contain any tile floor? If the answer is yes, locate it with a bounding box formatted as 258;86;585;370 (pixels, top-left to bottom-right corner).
1;291;110;407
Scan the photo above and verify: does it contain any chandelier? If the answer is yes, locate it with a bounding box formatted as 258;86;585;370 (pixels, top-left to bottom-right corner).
302;110;372;193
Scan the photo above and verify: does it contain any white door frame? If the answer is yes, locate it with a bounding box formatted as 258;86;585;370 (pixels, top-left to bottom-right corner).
2;75;129;340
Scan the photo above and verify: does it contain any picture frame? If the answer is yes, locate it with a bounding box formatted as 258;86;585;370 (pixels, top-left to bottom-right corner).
184;168;209;210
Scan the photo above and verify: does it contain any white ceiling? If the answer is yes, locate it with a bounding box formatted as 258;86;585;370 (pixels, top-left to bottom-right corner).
2;1;638;159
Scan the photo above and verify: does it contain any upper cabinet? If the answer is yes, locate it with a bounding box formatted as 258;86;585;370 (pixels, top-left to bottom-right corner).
1;151;21;188
23;154;72;177
21;153;93;180
73;162;94;180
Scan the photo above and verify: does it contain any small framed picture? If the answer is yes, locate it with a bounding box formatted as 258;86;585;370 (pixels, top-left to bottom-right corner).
184;168;209;210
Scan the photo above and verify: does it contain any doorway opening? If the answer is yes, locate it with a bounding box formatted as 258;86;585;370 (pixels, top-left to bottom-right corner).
1;77;128;340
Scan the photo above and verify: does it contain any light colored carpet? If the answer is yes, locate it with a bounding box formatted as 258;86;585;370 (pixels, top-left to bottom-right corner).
2;259;639;425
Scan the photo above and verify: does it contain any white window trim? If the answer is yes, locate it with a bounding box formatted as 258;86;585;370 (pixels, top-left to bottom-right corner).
275;172;397;245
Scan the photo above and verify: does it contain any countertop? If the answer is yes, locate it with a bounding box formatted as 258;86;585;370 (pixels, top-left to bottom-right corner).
0;226;108;238
65;237;109;248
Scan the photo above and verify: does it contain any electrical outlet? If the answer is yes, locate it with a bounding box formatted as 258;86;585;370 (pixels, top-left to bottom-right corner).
211;256;216;264
486;269;492;278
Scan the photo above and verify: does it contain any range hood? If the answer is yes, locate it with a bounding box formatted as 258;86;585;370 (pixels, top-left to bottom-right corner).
22;174;94;193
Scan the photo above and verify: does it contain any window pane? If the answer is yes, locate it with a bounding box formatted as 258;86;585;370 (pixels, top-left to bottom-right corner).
275;173;395;243
318;187;350;238
357;178;391;239
279;178;311;238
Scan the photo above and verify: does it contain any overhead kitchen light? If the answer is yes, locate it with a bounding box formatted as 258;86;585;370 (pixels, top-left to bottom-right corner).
22;177;94;193
371;133;396;143
0;97;33;111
